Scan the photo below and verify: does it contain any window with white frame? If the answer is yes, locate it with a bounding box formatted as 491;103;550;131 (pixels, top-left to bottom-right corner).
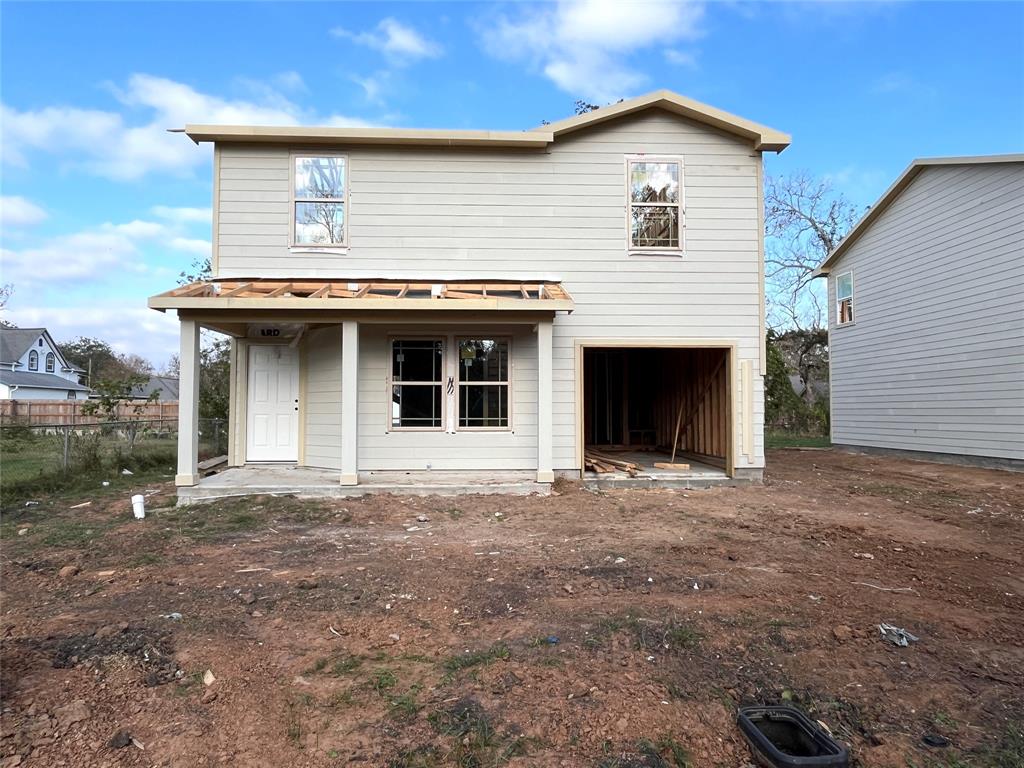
45;352;55;373
390;339;444;429
293;155;347;246
627;157;683;252
457;339;510;429
836;271;855;325
28;350;38;370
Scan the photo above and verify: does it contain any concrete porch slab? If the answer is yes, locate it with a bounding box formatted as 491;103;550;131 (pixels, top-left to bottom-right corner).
177;465;549;504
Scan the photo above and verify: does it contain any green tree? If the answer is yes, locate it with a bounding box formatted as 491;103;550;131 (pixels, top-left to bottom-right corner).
81;374;159;455
58;337;135;384
199;338;231;421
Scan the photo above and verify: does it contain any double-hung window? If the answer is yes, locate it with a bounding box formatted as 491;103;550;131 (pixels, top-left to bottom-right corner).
292;155;347;247
28;350;38;371
627;157;683;253
836;271;854;325
457;339;510;429
390;339;444;429
45;352;55;373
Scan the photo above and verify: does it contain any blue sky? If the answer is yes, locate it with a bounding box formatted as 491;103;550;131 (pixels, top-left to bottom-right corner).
1;0;1022;366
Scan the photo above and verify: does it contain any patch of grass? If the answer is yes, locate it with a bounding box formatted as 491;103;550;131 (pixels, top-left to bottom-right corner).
442;642;510;675
583;614;701;655
765;432;830;449
428;697;532;767
371;668;398;694
127;551;163;567
443;507;464;520
388;745;443;768
387;689;422;723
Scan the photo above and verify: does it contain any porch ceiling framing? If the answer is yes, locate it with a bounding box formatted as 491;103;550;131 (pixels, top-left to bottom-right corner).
150;279;575;313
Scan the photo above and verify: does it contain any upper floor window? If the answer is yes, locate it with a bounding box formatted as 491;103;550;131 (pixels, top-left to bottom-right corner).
627;157;683;253
45;352;55;372
293;155;347;247
836;271;854;325
28;350;38;370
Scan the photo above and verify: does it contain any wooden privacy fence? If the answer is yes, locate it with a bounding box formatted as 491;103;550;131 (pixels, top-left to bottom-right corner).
0;400;179;426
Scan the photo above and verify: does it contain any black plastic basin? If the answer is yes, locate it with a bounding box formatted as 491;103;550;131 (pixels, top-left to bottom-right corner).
737;706;850;767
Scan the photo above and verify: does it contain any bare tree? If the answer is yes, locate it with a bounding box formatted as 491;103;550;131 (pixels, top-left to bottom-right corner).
0;284;15;328
765;173;861;330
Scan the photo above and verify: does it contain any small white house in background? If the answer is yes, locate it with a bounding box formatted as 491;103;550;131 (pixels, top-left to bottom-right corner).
817;154;1024;471
0;327;91;400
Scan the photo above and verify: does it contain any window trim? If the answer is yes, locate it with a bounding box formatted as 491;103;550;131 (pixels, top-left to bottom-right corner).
28;350;38;371
386;336;447;432
454;336;513;433
290;151;349;249
835;270;855;327
624;154;685;257
45;352;55;373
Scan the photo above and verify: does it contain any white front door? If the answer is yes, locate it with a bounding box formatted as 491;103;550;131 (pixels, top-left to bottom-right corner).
246;345;299;462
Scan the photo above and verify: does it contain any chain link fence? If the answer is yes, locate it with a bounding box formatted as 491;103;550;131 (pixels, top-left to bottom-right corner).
1;418;227;489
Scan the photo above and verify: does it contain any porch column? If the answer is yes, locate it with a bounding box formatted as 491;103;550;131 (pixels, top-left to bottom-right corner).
536;318;554;483
340;320;359;486
176;317;201;486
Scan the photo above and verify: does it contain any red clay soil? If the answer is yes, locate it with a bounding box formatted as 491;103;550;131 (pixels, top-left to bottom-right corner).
1;449;1022;768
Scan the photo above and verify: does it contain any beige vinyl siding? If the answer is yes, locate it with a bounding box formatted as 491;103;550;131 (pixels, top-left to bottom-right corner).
218;109;765;471
357;325;538;470
303;326;343;469
828;162;1024;460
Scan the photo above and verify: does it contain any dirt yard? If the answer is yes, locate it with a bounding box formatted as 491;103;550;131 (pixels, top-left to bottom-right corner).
1;449;1022;768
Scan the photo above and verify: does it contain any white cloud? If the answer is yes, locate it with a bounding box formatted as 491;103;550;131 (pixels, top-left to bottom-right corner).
0;217;208;287
664;49;698;68
331;18;442;62
151;205;212;224
478;0;704;102
1;74;377;180
169;236;213;256
12;304;180;363
0;196;48;228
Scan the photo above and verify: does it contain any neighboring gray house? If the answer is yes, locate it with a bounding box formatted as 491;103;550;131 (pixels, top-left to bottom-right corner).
0;327;91;400
817;154;1024;470
148;90;791;495
127;375;180;400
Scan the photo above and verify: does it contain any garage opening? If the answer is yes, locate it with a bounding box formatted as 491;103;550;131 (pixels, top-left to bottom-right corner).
582;347;731;477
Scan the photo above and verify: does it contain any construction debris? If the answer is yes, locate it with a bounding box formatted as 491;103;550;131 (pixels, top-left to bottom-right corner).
879;623;919;647
584;449;640;476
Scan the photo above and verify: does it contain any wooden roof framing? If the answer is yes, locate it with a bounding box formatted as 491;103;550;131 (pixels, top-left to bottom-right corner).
149;279;575;313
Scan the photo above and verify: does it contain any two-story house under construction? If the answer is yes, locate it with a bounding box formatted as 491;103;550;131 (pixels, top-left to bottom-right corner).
148;91;790;499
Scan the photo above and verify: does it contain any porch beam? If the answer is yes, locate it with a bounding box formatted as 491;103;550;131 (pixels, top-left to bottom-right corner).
340;320;359;485
536;319;554;483
176;318;201;486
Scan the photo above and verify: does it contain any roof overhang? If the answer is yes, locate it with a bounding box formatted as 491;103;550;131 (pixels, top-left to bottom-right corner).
182;125;553;148
816;153;1024;276
180;89;789;154
537;90;791;153
149;279;575;313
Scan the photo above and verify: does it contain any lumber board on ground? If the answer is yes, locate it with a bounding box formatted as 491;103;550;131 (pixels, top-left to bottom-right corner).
653;462;691;470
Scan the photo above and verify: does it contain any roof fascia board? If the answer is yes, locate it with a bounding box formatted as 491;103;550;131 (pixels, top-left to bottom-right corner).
184;125;553;148
816;153;1024;275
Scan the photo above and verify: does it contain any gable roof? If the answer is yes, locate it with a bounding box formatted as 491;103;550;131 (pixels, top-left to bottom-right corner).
182;90;790;154
535;90;791;152
817;153;1024;275
0;370;91;391
0;327;46;365
0;327;82;372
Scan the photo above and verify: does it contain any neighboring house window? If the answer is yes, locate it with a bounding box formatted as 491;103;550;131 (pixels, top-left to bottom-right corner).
627;156;683;252
28;350;38;370
45;352;55;372
67;390;76;399
836;271;855;325
38;339;43;346
390;339;444;429
457;339;510;430
293;155;347;246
